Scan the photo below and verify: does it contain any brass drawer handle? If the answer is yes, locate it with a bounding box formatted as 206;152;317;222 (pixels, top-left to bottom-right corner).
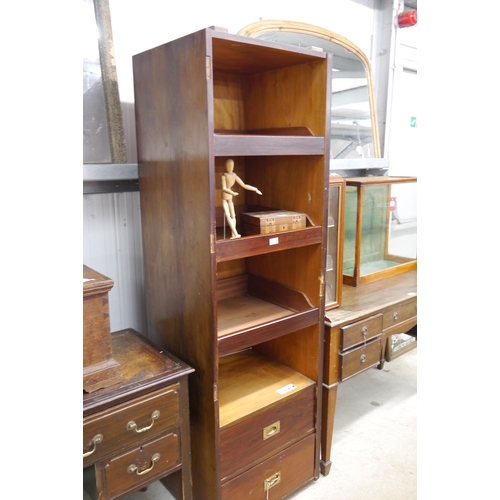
360;354;367;363
392;311;399;321
127;453;161;476
126;410;160;433
264;471;281;491
83;433;103;459
263;421;281;440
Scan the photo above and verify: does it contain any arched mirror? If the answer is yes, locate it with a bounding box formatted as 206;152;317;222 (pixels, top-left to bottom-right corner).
238;21;382;173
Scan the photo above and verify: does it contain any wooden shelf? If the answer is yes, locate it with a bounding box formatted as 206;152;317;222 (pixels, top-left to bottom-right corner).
217;274;319;356
216;226;322;262
214;134;325;156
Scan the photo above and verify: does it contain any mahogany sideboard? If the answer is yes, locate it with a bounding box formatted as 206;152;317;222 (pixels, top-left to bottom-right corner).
320;270;417;476
83;329;194;499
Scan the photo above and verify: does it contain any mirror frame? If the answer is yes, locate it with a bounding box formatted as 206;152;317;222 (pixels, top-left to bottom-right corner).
238;20;381;158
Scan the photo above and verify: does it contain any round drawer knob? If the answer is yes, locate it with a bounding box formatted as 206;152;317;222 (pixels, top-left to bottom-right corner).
392;311;399;321
360;354;366;363
361;326;368;336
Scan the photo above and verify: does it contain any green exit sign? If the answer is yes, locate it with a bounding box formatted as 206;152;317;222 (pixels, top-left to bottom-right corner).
410;116;417;128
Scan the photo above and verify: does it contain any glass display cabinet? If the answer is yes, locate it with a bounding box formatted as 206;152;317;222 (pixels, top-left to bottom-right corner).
325;174;345;310
343;176;417;286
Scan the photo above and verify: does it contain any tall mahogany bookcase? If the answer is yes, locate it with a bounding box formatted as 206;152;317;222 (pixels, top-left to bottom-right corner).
133;26;331;499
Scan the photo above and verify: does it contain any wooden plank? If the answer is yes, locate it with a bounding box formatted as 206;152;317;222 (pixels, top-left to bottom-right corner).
218;308;319;357
214;134;325;156
216;226;322;262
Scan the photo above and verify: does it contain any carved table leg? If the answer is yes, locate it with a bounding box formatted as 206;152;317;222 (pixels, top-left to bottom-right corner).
320;383;338;476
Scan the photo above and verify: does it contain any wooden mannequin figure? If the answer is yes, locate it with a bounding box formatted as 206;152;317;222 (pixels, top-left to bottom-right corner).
221;159;262;239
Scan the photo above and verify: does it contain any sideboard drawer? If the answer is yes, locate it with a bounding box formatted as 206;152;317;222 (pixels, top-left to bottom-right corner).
83;384;180;467
221;433;315;500
383;299;417;332
220;385;315;481
339;338;381;381
341;314;382;350
94;432;181;499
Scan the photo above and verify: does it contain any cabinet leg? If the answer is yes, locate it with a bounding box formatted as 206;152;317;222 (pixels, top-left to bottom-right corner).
379;335;387;369
320;384;338;476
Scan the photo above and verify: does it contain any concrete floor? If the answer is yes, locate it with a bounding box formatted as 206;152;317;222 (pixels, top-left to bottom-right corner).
84;348;417;500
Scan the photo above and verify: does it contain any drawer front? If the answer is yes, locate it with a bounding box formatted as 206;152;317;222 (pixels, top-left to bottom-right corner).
383;299;417;331
83;384;180;467
340;338;381;381
219;385;315;481
95;432;181;499
221;433;315;500
341;314;382;350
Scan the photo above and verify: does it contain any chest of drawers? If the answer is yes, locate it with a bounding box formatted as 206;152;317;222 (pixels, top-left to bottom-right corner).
338;313;383;381
321;271;417;476
83;329;194;500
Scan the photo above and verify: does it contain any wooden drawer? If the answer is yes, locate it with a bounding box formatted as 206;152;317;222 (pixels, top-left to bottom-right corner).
339;338;381;381
383;299;417;333
83;384;180;467
94;432;181;499
221;433;316;500
220;385;315;481
385;324;417;362
340;314;382;351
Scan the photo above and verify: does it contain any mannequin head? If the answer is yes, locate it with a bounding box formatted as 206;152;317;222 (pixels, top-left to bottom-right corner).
225;159;234;173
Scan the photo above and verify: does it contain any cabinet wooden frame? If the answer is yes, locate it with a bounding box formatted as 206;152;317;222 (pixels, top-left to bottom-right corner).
325;173;345;310
133;27;331;499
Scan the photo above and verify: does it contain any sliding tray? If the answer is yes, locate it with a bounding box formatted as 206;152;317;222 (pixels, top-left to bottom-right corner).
217;274;319;356
214;126;325;157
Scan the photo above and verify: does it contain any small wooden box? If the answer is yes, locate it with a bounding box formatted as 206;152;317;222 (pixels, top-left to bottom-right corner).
241;210;306;235
83;265;122;393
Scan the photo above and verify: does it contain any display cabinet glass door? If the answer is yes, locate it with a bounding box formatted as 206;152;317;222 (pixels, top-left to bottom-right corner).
325;174;345;309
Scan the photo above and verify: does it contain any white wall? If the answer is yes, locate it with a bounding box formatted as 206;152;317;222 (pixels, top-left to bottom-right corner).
386;21;418;176
83;191;147;334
